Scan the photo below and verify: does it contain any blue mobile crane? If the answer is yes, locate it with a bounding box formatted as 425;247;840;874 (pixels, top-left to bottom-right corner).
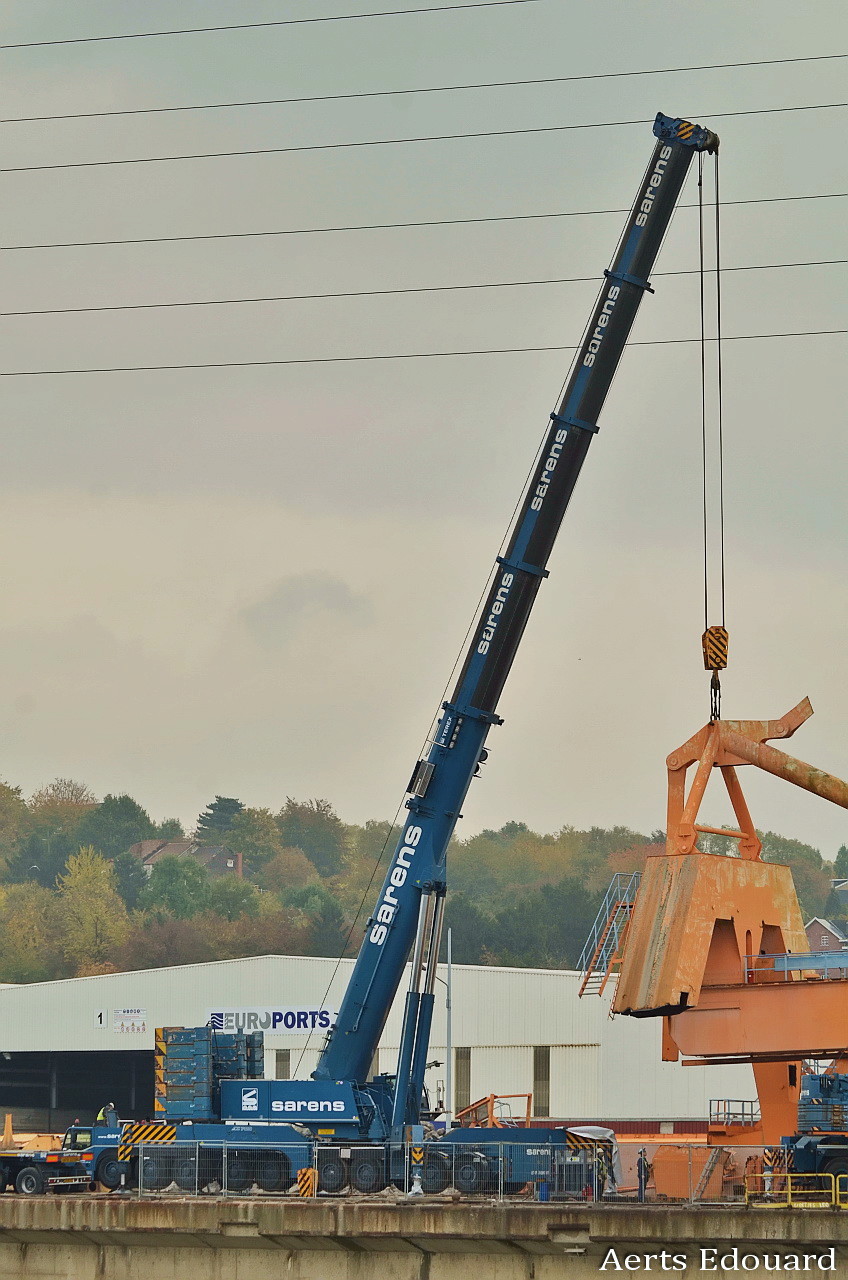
113;111;719;1198
310;109;718;1127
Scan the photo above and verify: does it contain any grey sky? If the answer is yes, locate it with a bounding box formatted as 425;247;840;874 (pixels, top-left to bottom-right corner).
0;1;845;853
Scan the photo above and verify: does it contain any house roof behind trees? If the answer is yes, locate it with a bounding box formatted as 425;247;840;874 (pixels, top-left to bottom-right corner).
128;840;242;878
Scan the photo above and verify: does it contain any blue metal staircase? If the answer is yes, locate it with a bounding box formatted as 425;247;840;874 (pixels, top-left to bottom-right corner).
577;872;641;998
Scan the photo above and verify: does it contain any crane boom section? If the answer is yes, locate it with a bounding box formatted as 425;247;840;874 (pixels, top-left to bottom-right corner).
315;113;717;1087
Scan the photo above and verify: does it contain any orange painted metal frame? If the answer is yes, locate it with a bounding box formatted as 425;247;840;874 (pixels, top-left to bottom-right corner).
613;698;848;1144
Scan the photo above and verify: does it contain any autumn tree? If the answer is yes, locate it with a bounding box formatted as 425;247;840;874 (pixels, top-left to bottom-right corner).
207;874;261;921
0;882;62;981
277;798;346;877
333;820;401;915
75;793;155;859
255;847;319;896
29;778;96;810
5;778;97;887
761;831;831;917
55;847;129;974
195;796;244;839
139;854;209;918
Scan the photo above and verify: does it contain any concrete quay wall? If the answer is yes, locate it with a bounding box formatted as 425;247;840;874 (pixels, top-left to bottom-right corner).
0;1197;847;1279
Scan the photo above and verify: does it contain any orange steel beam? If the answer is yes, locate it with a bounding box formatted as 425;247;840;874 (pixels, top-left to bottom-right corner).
669;980;848;1058
720;730;848;809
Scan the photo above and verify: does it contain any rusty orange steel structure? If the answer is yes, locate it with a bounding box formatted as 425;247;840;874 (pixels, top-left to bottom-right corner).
613;698;848;1146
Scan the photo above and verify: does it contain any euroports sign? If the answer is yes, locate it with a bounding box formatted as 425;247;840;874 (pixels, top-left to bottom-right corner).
207;1007;337;1033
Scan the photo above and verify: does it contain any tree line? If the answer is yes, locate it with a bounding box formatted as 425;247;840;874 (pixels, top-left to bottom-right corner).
0;776;843;982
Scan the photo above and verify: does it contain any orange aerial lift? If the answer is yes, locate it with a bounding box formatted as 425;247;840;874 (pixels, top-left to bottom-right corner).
586;695;848;1147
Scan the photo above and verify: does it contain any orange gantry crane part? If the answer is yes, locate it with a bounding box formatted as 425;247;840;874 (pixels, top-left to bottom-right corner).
610;698;848;1146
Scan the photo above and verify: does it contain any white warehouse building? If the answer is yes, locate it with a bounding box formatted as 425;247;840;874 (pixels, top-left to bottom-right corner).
0;954;754;1132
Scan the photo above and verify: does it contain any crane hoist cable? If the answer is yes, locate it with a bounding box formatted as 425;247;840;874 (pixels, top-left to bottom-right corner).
697;147;728;721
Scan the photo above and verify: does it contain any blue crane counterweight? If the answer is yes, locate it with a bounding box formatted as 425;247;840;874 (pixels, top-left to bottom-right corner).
314;114;719;1125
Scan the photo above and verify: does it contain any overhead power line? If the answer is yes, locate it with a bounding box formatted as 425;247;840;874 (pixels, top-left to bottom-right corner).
4;53;845;124
2;102;844;175
3;192;843;253
0;2;540;50
2;331;843;378
2;260;841;319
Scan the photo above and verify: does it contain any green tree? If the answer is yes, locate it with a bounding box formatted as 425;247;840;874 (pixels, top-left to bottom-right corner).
155;818;185;839
112;849;148;910
75;793;155;859
195;796;244;839
333;820;401;915
4;827;77;887
277;798;346;878
139;854;209;919
0;782;27;876
56;847;129;973
207;874;261;921
834;845;848;878
228;807;285;877
490;876;601;968
444;892;496;965
286;884;349;957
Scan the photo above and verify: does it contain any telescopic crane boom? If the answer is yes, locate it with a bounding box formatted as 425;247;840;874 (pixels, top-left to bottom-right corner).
314;113;719;1132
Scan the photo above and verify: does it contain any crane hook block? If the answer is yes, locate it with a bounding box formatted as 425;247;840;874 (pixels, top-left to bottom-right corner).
702;626;729;672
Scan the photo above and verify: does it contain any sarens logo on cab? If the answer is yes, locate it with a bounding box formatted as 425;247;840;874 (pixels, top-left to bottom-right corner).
207;1007;336;1033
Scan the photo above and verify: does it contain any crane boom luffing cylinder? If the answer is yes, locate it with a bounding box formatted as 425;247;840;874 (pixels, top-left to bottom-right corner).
314;113;719;1129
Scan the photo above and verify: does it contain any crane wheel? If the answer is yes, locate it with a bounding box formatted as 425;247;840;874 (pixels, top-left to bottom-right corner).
256;1153;288;1193
317;1154;348;1193
452;1153;486;1195
349;1153;385;1193
422;1156;450;1194
224;1154;252;1193
95;1151;123;1190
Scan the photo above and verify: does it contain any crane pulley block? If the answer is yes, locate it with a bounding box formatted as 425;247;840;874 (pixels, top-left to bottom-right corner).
702;625;728;672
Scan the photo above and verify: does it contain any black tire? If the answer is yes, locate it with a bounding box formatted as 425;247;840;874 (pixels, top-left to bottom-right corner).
820;1155;848;1195
174;1157;198;1192
95;1151;123;1190
453;1156;484;1195
225;1154;252;1193
349;1153;385;1194
256;1153;289;1193
317;1155;348;1193
0;1164;10;1193
422;1156;450;1194
15;1166;45;1197
141;1152;173;1192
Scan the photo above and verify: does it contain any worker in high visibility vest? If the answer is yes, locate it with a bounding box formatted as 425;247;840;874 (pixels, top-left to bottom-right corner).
96;1102;118;1128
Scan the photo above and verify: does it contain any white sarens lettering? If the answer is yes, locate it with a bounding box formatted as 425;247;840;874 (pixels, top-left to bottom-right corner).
583;143;672;370
581;284;620;369
635;143;673;228
270;1100;347;1113
369;824;422;945
529;428;569;512
476;571;515;654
